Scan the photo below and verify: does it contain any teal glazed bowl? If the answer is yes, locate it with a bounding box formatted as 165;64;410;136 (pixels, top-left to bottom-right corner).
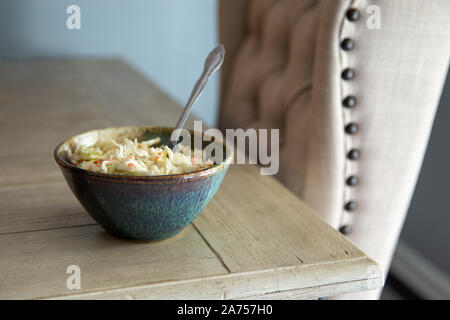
54;126;232;241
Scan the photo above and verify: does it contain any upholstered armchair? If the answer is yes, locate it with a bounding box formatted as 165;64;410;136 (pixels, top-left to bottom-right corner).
218;0;450;299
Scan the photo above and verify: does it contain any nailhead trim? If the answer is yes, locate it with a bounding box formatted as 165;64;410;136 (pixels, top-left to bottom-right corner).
341;38;355;51
341;68;355;80
344;201;358;211
343;96;357;108
345;123;358;134
346;175;359;186
341;8;362;236
339;225;352;235
347;149;360;160
346;8;360;22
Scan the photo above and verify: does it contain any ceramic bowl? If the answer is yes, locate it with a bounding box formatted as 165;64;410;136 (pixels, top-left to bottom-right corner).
54;126;232;241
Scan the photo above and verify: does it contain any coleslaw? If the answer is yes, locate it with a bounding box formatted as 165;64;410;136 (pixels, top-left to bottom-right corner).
70;137;214;176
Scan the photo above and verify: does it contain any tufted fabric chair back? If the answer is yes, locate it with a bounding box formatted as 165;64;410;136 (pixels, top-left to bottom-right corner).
218;0;450;299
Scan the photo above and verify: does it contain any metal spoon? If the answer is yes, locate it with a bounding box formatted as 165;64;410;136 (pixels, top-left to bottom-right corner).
165;45;225;149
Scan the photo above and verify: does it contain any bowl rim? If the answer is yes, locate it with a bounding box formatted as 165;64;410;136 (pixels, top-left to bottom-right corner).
54;126;233;181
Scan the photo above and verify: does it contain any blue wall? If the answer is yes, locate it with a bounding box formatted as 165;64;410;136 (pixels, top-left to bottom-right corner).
0;0;219;126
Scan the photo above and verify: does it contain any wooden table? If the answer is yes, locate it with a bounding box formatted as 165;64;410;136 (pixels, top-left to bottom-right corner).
0;59;382;299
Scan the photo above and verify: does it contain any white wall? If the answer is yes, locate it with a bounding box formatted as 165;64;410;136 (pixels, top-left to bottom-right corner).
0;0;219;126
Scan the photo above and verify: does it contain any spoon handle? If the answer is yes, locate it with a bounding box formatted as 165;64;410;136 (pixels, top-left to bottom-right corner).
170;45;225;145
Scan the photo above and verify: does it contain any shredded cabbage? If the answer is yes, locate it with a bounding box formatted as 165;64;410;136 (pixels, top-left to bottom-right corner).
71;137;214;176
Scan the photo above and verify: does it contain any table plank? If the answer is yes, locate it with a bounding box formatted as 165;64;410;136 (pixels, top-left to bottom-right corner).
0;60;112;186
0;225;228;299
69;59;188;128
193;165;363;271
0;181;94;235
0;59;382;299
52;257;379;300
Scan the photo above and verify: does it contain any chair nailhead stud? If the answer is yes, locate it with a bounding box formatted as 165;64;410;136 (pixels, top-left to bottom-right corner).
346;8;360;22
344;201;358;211
345;123;358;134
339;225;352;235
341;38;355;51
346;175;359;186
341;68;355;80
342;12;359;226
343;96;357;108
347;148;360;160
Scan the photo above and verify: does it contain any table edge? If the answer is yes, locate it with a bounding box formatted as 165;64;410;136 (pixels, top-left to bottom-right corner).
38;256;382;300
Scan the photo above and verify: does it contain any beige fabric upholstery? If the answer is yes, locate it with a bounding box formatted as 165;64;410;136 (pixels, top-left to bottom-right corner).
219;0;450;299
